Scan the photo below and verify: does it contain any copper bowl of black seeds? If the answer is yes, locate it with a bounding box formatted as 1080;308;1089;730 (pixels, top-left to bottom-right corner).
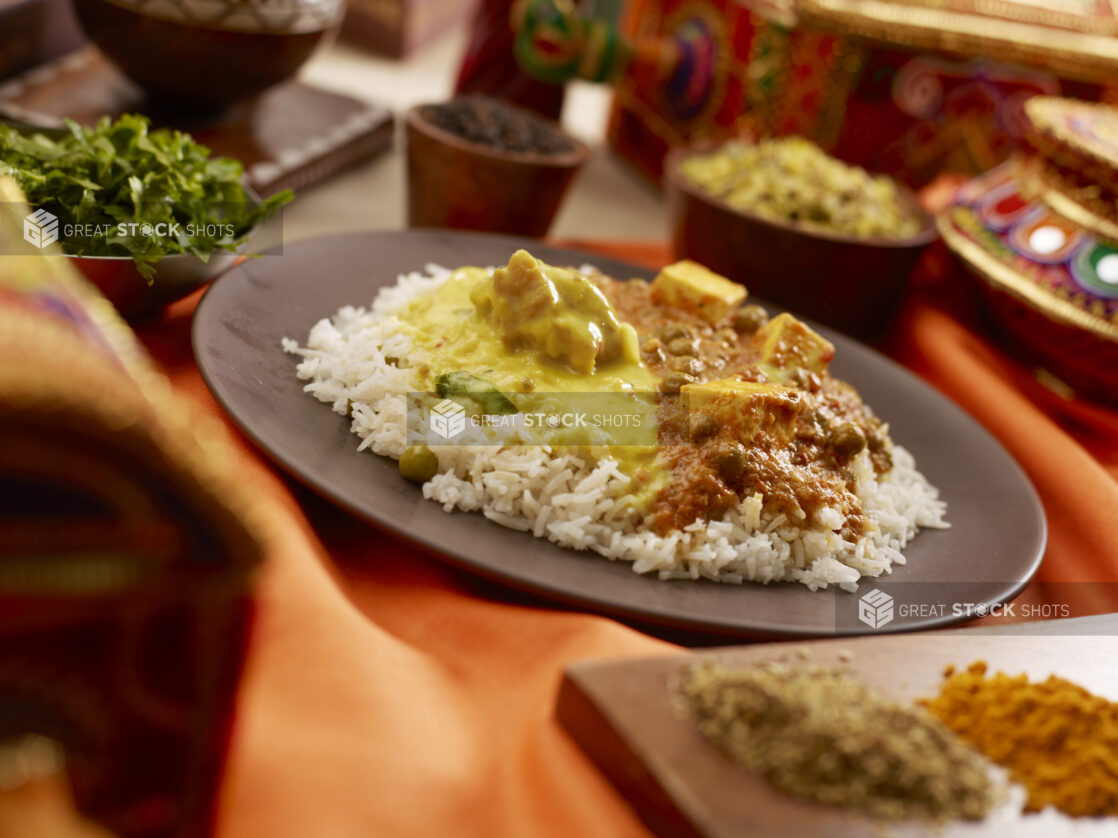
418;95;578;156
406;96;589;237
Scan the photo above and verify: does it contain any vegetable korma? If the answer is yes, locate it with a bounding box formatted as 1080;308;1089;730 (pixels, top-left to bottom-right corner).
285;251;946;590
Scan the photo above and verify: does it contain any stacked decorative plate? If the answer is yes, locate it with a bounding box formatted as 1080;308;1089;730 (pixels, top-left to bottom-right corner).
939;96;1118;404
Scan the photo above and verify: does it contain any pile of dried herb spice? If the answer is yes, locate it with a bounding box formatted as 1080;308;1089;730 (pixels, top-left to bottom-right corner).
679;661;999;821
922;661;1118;817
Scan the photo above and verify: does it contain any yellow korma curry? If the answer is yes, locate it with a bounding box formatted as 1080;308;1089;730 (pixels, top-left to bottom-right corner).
395;249;892;538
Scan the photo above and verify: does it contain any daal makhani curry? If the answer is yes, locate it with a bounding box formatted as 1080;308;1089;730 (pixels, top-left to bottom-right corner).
284;251;945;590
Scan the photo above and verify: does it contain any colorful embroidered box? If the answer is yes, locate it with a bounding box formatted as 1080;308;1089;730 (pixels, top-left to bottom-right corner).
608;0;1118;185
939;98;1118;404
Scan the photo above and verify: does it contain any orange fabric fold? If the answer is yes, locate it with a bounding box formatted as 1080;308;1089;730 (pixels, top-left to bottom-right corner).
136;234;1118;838
888;303;1118;584
143;288;669;838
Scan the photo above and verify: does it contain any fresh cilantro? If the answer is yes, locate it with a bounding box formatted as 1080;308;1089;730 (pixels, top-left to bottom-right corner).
0;114;292;281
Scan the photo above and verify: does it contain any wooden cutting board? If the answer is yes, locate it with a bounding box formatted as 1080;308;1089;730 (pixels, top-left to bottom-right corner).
0;48;394;198
558;614;1118;838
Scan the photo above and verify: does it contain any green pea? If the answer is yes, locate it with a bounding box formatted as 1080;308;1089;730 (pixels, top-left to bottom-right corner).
399;445;439;483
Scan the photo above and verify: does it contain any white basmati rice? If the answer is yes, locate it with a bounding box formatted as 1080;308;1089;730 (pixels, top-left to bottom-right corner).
283;266;947;592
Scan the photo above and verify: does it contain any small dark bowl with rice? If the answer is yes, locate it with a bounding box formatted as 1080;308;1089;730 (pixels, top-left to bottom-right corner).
666;137;937;340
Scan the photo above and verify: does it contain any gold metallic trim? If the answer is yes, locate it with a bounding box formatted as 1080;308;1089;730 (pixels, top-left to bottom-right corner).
937;208;1118;344
963;0;1117;35
1013;153;1118;243
1019;157;1118;244
746;0;798;28
1024;97;1118;177
1040;187;1118;244
797;0;1118;83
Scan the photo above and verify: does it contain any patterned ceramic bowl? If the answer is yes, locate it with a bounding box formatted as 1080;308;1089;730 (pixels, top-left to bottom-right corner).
72;0;345;109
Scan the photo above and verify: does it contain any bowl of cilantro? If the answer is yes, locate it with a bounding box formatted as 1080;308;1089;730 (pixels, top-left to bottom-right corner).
0;114;292;317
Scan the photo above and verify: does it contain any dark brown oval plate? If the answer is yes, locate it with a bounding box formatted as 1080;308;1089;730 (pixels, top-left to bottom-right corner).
192;230;1046;638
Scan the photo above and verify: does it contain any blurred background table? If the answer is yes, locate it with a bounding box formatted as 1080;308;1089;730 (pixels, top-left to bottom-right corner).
281;29;669;243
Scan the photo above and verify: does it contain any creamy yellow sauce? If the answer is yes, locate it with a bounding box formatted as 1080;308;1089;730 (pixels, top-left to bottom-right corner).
397;263;665;505
399;266;659;394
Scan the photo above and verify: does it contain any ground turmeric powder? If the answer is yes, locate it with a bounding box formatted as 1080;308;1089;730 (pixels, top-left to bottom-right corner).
921;660;1118;817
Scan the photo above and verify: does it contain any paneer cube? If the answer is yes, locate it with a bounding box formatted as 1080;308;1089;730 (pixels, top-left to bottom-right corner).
752;313;835;376
681;378;805;445
650;260;747;324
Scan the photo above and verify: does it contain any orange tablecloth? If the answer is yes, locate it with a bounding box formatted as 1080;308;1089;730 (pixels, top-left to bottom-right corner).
138;239;1118;838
